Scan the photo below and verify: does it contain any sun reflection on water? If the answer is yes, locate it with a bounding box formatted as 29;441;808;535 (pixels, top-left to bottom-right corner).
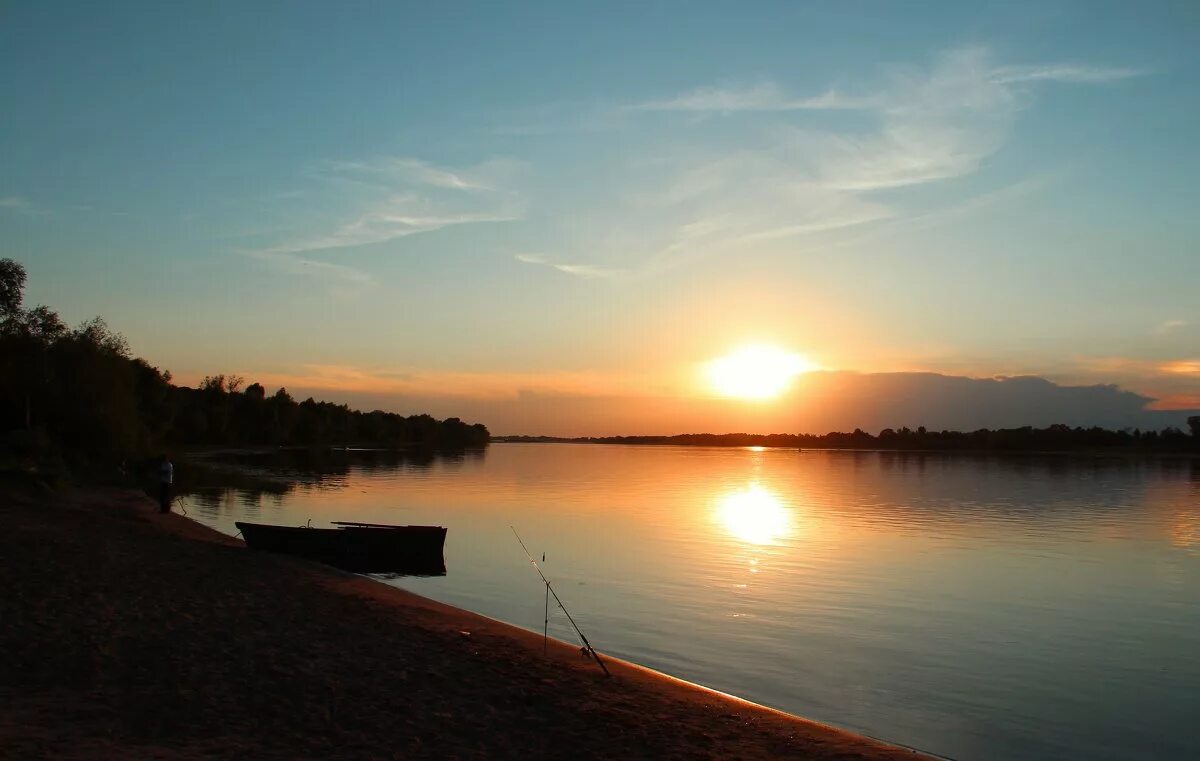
716;484;792;545
1171;509;1198;552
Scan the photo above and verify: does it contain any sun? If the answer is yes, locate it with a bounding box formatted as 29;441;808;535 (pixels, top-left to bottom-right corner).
705;345;818;400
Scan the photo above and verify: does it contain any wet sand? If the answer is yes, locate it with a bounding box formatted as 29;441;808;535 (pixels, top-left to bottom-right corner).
1;484;932;759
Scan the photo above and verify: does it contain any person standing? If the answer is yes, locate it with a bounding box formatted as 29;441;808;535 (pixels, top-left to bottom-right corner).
158;456;174;513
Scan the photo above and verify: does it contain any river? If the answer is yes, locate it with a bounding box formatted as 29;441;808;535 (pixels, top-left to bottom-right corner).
181;443;1200;761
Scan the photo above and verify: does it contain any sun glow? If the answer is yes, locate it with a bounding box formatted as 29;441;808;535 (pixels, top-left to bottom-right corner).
706;345;817;400
717;484;791;545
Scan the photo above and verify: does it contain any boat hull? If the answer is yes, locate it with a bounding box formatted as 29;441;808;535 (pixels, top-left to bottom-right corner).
235;521;447;575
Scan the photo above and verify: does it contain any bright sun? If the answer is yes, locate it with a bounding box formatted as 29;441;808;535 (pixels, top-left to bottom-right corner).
706;345;817;400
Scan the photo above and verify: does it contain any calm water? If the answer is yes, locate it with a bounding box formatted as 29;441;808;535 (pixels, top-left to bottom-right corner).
182;444;1200;761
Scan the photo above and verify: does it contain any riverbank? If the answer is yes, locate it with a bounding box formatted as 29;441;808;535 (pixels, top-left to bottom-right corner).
0;482;931;760
492;435;1200;458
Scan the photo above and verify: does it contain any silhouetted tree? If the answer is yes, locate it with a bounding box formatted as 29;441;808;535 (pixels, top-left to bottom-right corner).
0;263;490;474
0;258;26;318
509;422;1198;453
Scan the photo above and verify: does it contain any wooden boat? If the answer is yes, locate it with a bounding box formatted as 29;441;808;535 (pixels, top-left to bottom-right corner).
235;520;447;575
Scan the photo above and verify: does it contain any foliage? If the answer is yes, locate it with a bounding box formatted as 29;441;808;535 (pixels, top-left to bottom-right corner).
499;423;1200;453
0;258;26;318
0;259;489;473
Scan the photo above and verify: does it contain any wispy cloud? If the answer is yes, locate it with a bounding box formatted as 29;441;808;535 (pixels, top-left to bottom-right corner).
1152;319;1187;335
631;82;868;113
514;254;622;279
632;55;1144;115
253;47;1144;286
989;64;1145;85
245;249;375;287
1161;360;1200;376
809;47;1023;191
245;156;526;284
256;156;525;257
323;156;522;192
576;46;1146;275
264;201;522;255
0;196;48;216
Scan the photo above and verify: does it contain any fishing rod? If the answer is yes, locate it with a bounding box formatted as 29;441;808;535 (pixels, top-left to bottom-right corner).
511;526;610;677
542;551;549;657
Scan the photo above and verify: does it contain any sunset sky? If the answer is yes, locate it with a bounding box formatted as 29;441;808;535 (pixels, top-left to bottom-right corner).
3;2;1197;435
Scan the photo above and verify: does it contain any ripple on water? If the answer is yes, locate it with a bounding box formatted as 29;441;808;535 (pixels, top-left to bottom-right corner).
186;445;1200;761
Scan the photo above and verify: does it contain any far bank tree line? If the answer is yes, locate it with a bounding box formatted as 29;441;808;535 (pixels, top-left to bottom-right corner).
0;258;489;472
499;421;1200;452
175;374;489;450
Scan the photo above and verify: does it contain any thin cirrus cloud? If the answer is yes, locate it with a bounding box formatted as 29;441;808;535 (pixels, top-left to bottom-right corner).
262;201;522;256
629;54;1142;114
321;156;520;192
245;156;526;284
247;47;1145;286
629;82;869;113
269;156;524;255
0;196;49;216
243;249;374;287
988;64;1146;85
548;46;1145;280
514;254;622;279
1152;319;1188;335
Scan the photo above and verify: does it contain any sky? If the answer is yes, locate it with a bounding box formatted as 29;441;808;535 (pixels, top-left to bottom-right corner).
2;1;1198;435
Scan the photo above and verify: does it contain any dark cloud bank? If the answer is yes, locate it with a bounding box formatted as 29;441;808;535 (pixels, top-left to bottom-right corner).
790;372;1189;433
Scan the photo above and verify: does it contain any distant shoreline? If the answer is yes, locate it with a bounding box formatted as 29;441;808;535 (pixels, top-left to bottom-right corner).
491;435;1200;458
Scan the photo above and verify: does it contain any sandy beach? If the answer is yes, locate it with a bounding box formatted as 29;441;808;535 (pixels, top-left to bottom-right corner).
1;482;931;760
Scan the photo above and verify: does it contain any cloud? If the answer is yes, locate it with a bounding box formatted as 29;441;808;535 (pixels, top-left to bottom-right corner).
785;371;1195;431
0;196;124;218
1161;360;1200;376
245;249;375;287
809;47;1022;191
1036;355;1200;413
1153;319;1187;335
572;46;1146;276
514;254;622;279
209;363;647;400
0;197;32;211
0;196;48;216
194;367;1195;437
255;156;525;257
1149;393;1200;410
989;64;1145;85
631;82;868;113
324;156;523;192
632;54;1144;115
264;200;522;255
250;47;1144;285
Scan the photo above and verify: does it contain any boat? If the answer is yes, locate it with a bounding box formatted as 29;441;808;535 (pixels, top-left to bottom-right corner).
235;520;447;575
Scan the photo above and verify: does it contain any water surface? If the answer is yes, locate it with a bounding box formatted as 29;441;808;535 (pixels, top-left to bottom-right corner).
183;443;1200;761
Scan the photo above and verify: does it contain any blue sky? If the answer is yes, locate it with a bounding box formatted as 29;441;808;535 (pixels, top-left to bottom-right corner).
2;1;1198;432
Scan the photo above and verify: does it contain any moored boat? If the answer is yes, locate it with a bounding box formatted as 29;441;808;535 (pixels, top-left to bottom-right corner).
235;520;447;575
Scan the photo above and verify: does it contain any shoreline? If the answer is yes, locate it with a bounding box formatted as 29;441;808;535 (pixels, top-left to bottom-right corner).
2;483;934;760
491;439;1200;459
